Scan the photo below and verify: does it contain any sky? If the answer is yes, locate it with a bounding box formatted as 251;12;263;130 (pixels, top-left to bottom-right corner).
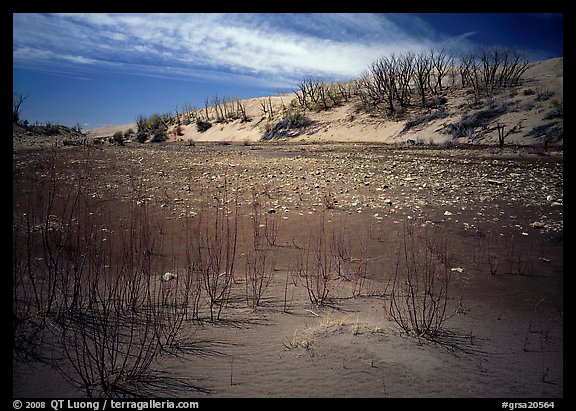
12;13;564;129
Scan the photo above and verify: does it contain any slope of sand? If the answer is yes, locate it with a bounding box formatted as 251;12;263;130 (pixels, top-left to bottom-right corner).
85;122;138;139
86;58;563;147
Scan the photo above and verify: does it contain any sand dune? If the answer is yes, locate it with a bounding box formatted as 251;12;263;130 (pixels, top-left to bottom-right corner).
86;58;563;147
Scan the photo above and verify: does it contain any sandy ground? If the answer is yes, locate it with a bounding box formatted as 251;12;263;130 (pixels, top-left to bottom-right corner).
13;140;563;400
85;58;563;149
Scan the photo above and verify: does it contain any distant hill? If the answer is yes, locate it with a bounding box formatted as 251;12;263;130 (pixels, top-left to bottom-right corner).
86;57;563;147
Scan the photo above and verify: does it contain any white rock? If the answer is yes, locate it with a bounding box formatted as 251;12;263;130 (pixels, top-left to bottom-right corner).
162;272;177;282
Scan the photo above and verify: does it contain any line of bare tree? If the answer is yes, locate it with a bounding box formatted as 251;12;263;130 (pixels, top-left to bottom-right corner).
354;49;454;115
294;79;353;112
459;47;530;103
291;47;528;119
174;95;251;127
208;94;250;123
128;46;529;141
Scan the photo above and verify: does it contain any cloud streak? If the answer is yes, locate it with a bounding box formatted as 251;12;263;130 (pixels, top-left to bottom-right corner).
13;13;474;87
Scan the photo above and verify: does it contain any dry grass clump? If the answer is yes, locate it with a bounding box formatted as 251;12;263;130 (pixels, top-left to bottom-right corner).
283;329;313;350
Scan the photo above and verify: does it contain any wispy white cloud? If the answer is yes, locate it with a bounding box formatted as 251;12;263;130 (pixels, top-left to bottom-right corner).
13;46;98;66
13;13;474;87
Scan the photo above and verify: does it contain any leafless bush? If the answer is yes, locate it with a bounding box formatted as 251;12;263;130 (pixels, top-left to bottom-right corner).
329;217;370;288
53;200;198;397
292;213;343;306
57;238;163;397
349;241;369;299
13;150;199;397
483;231;536;277
13;146;86;359
295;78;331;111
243;189;277;309
264;211;280;246
282;272;297;314
459;46;529;102
503;234;535;276
249;189;264;249
186;177;238;320
244;248;276;309
386;220;455;339
246;188;280;248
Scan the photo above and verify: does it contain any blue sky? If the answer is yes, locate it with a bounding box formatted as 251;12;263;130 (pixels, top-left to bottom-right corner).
12;13;563;129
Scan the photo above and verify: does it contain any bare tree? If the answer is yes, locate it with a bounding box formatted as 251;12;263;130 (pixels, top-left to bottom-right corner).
360;55;400;114
376;55;399;113
295;78;317;110
203;97;210;121
234;98;249;122
173;105;181;126
222;95;230;120
336;82;351;102
295;78;334;111
496;122;510;149
414;50;433;108
181;102;197;125
211;94;224;122
431;49;451;93
480;46;502;92
258;99;270;120
353;75;372;111
13;93;28;124
459;51;483;103
448;54;458;88
460;47;530;99
498;48;530;87
395;52;415;108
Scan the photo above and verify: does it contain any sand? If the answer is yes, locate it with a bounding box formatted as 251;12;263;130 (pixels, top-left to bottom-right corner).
13;141;563;400
85;58;563;148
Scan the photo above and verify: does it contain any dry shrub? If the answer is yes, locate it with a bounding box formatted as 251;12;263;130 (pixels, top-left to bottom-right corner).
184;177;238;321
386;220;456;339
13;151;199;397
